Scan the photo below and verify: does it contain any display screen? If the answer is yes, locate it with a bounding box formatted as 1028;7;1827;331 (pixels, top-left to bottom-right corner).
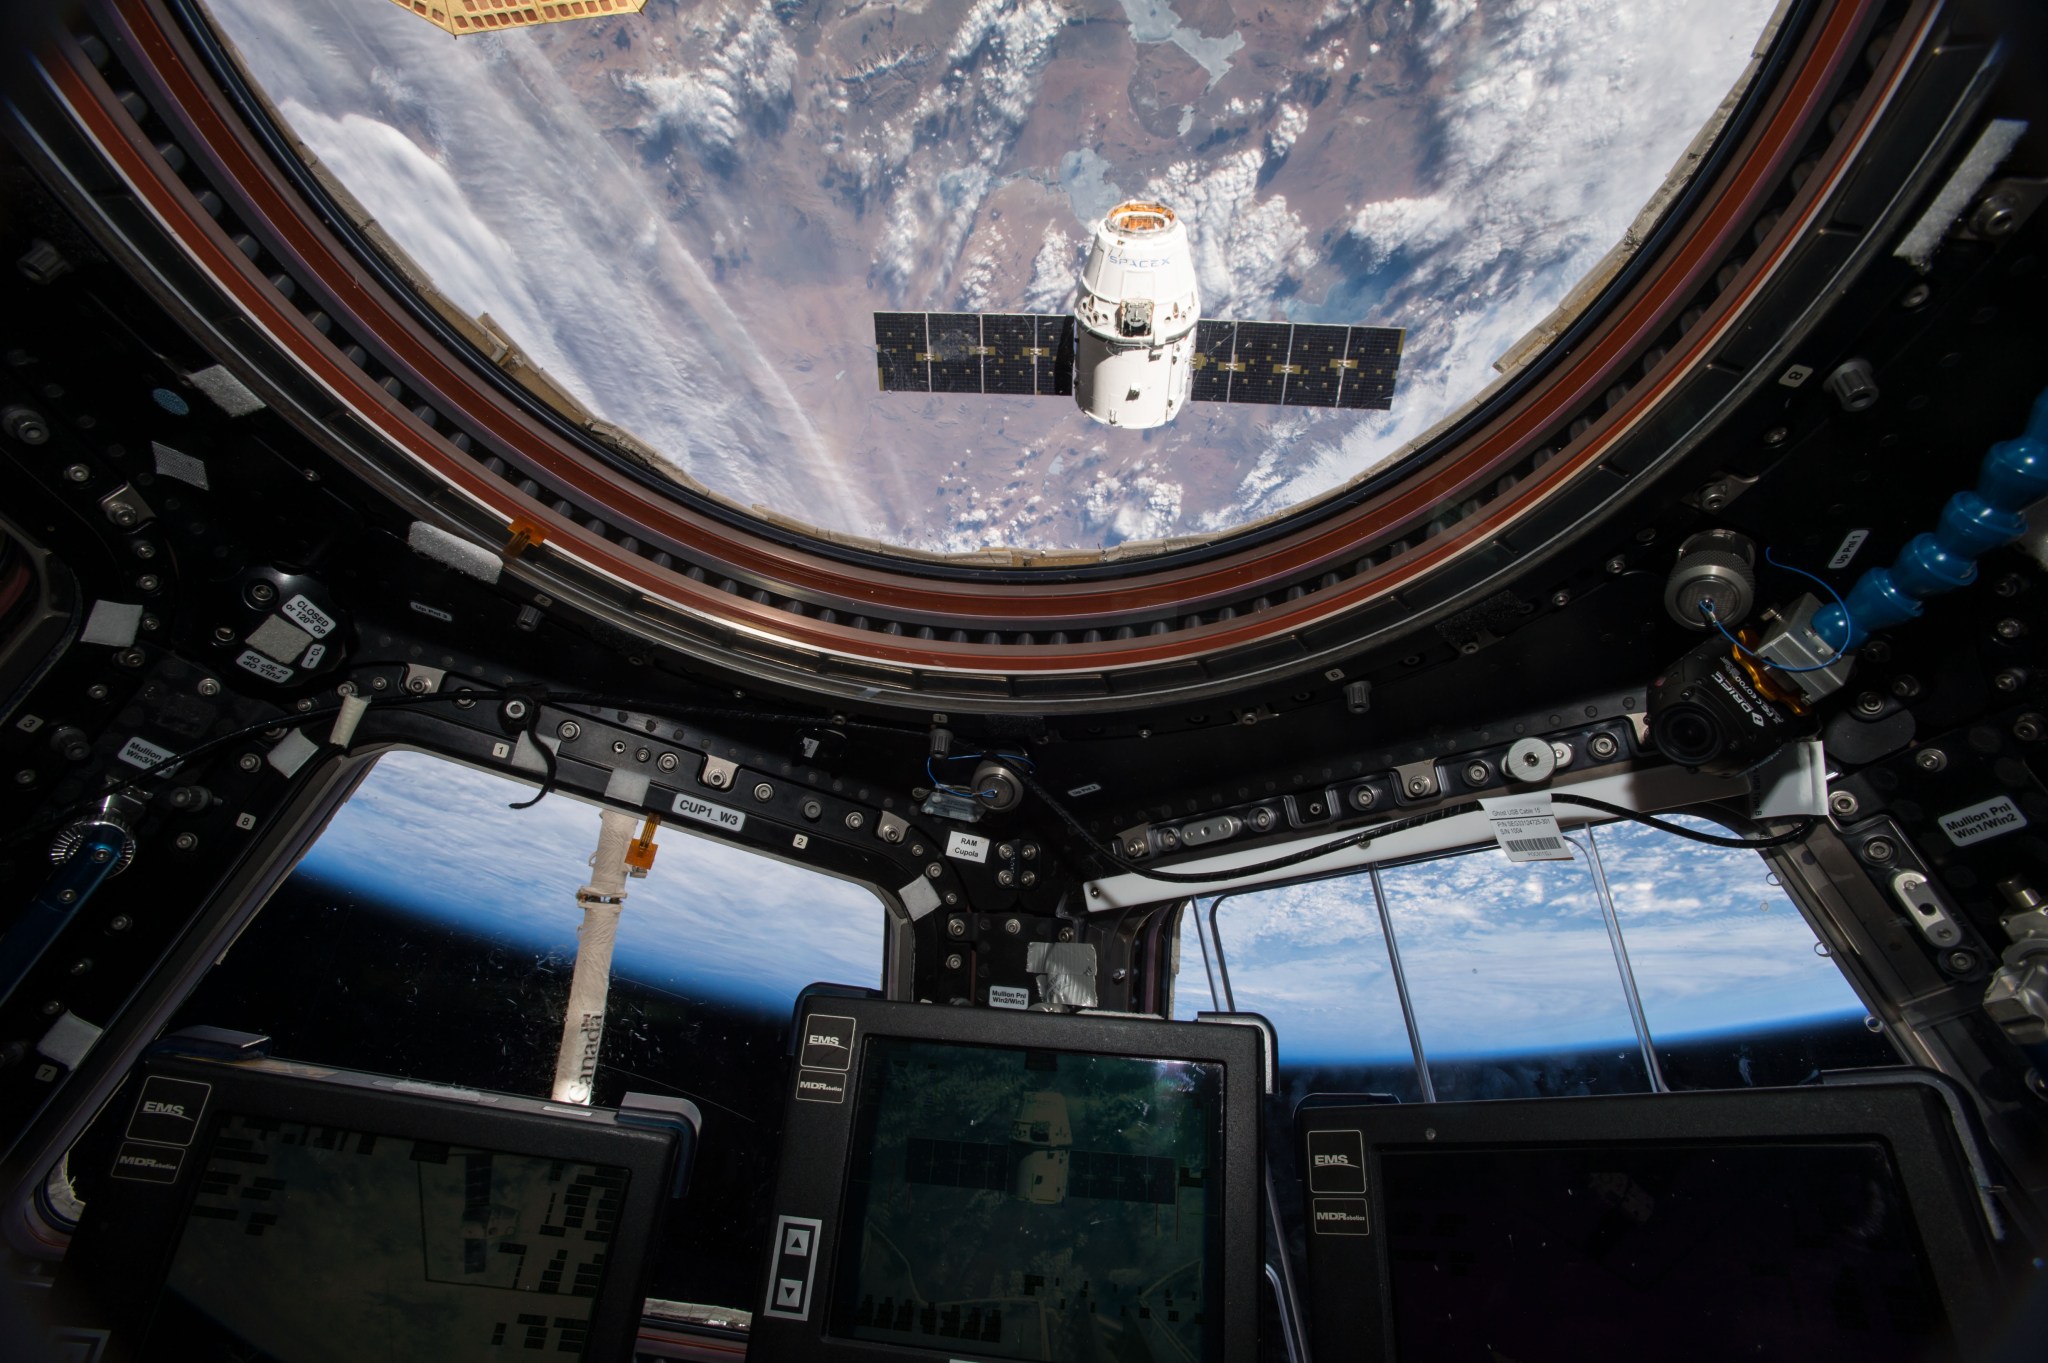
147;1111;629;1361
833;1038;1224;1362
1381;1140;1953;1363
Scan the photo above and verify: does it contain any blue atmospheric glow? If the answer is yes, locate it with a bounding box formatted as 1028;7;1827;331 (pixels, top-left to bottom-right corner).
297;749;883;1014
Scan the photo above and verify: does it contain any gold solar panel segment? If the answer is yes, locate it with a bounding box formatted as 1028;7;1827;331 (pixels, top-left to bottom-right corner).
385;0;648;36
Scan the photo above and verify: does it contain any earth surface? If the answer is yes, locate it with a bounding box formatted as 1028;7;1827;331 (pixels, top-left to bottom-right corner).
204;0;1777;554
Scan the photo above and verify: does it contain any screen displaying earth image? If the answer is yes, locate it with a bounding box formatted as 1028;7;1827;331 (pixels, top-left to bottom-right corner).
198;0;1781;554
836;1037;1224;1361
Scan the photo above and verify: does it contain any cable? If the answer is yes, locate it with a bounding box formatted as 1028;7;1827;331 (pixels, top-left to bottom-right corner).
1699;547;1853;674
1550;793;1817;848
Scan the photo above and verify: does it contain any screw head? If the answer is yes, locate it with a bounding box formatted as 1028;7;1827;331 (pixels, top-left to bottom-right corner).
1890;675;1921;700
1604;555;1627;574
753;782;775;802
1464;760;1491;787
197;678;220;697
1994;670;2026;693
1829;791;1859;817
657;752;678;771
881;823;901;843
1125;839;1147;858
1863;837;1896;864
86;684;108;701
1550;590;1571;608
1853;691;1886;716
1588;734;1620;760
136;574;159;592
1020;870;1038;887
1004;917;1021;935
64;463;90;482
108;915;132;932
996;842;1016;860
1406;776;1432;797
944;953;963;970
239;753;261;771
501;698;529;722
801;799;823;820
845;811;866;830
1351;785;1377;810
557;721;581;740
1899;283;1931;310
925;862;942;879
1762;425;1789;447
13;769;35;785
946;917;967;938
2016;714;2046;743
997;868;1015;887
1058;926;1073;942
248;581;276;604
406;676;431;694
173;832;198;850
1946;949;1978;973
1995;618;2027;641
1915;748;1948;772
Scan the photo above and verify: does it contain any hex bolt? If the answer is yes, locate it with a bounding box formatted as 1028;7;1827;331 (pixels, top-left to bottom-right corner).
136;574;159;592
1463;760;1491;787
1351;786;1377;810
64;463;90;483
1158;829;1181;851
944;953;963;971
1021;844;1038;860
1249;808;1275;831
925;862;942;879
1588;733;1620;761
996;843;1016;860
1994;669;2027;694
1863;837;1896;864
1916;748;1948;773
238;754;261;772
173;832;198;850
946;917;967;939
1995;618;2027;641
1824;358;1879;413
248;581;276;605
1853;691;1886;717
1946;949;1978;973
1004;918;1021;935
557;720;581;740
197;678;220;697
880;823;901;843
407;675;432;695
1405;776;1433;797
1057;926;1073;942
2016;714;2046;743
1021;870;1038;887
997;869;1015;887
370;676;389;691
1124;838;1147;858
845;811;866;831
1829;791;1859;817
1970;190;2020;238
1604;555;1627;574
657;752;678;772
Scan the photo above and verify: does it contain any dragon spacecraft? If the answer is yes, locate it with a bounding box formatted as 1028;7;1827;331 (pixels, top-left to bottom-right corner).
872;200;1406;429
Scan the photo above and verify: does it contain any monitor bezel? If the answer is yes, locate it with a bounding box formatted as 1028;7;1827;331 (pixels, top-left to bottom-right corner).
54;1052;681;1363
1296;1085;2006;1363
749;998;1269;1362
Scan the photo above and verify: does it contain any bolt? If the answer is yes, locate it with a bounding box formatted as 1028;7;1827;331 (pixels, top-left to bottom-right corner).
1604;555;1627;574
925;862;943;879
68;959;91;976
294;698;314;713
1250;808;1275;832
1946;949;1978;973
1021;870;1037;887
845;811;866;831
1762;425;1789;447
2;406;51;444
657;752;678;772
57;890;76;904
1111;968;1128;983
248;581;276;604
239;754;261;771
801;799;822;820
2016;714;2046;743
1915;748;1948;773
945;953;963;970
1996;618;2027;641
996;842;1016;860
1899;283;1931;310
13;769;34;785
944;893;959;905
174;832;198;850
1550;590;1571;608
1853;691;1886;717
1406;776;1433;797
1588;733;1620;761
406;675;431;694
86;684;108;701
1351;786;1377;810
1890;675;1921;701
1829;791;1860;817
1158;828;1180;851
998;868;1015;887
946;917;967;938
610;740;627;756
64;463;90;482
370;676;389;691
555;720;580;741
880;823;901;843
89;847;111;863
1125;838;1147;858
1863;837;1896;864
501;698;529;723
197;678;220;697
745;780;771;803
1022;844;1038;860
1995;575;2027;599
1971;190;2020;238
136;574;159;592
108;915;132;932
1463;760;1490;787
1995;669;2027;693
1004;917;1021;935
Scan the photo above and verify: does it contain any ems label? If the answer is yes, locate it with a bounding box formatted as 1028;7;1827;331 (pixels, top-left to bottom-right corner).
799;1015;856;1072
1306;1129;1368;1194
1479;794;1571;862
672;793;746;832
280;593;336;637
234;650;294;684
117;736;174;770
988;985;1030;1010
946;831;990;863
127;1076;211;1147
1939;795;2027;847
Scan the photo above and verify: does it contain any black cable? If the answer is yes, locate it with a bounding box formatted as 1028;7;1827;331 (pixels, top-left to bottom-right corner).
1020;772;1818;885
1549;794;1817;848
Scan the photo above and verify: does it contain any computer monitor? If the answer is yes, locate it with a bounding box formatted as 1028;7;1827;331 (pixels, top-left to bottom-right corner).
1296;1084;2006;1363
748;996;1271;1362
52;1049;695;1363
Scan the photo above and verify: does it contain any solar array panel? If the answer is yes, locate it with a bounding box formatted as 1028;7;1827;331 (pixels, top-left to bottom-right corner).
1189;320;1404;410
873;313;1076;397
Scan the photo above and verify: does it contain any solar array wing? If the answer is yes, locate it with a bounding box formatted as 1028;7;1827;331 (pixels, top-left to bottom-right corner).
1188;321;1405;410
871;313;1076;397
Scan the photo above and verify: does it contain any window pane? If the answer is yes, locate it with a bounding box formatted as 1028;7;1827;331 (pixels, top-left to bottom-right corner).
1209;883;1423;1104
172;749;886;1312
1590;817;1895;1088
1377;847;1653;1101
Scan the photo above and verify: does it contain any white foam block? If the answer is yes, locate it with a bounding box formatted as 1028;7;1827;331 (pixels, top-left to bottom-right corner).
152;440;210;489
81;601;143;647
408;521;503;584
604;768;652;806
266;727;320;777
188;363;265;416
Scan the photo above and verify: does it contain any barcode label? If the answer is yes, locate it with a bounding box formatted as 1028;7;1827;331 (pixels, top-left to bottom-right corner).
1504;836;1563;854
1480;794;1573;862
